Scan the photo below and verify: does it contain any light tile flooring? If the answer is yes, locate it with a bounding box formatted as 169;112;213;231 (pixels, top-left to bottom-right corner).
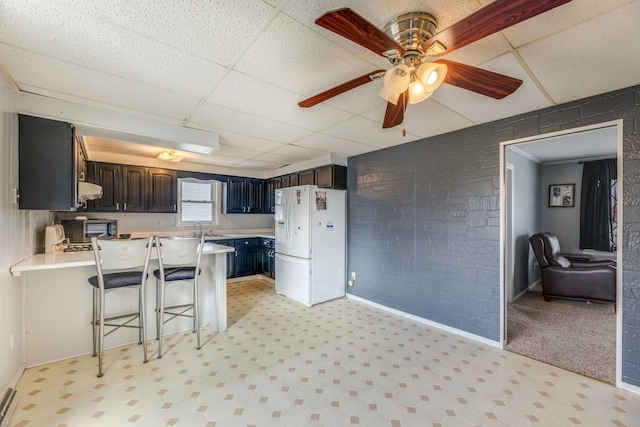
9;279;640;427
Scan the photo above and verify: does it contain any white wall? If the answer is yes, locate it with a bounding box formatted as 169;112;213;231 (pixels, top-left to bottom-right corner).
0;71;49;395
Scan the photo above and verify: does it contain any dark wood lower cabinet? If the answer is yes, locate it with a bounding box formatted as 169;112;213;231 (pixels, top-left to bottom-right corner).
210;238;274;279
234;239;258;277
258;238;275;278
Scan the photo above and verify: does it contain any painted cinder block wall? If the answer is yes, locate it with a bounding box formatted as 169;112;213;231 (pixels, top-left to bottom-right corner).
346;85;640;387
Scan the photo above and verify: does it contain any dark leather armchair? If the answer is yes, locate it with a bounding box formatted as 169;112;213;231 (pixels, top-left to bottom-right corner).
529;232;616;311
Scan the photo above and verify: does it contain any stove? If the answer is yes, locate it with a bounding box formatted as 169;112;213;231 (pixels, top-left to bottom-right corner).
62;243;93;252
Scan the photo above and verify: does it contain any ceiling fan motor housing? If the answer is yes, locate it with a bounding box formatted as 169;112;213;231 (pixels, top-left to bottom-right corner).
382;12;438;64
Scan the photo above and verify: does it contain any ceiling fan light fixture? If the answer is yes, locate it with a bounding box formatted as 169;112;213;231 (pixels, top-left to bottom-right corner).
408;70;432;104
377;85;401;105
383;64;410;92
417;62;447;92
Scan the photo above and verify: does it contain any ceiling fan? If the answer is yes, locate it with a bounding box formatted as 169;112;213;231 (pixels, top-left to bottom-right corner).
298;0;572;129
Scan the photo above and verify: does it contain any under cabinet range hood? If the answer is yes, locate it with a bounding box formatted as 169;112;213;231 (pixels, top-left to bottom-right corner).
78;181;103;202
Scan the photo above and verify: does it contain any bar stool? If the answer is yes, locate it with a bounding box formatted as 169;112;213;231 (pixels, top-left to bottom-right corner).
154;235;205;358
88;236;154;377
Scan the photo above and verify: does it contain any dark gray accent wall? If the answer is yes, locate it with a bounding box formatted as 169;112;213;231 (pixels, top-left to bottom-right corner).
347;85;640;387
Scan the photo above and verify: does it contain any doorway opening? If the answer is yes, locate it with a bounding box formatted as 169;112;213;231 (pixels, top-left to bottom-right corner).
500;121;622;385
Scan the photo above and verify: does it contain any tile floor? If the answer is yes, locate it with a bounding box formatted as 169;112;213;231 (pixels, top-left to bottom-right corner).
9;279;640;427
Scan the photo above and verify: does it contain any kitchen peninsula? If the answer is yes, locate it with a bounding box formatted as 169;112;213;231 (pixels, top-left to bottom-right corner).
11;240;234;366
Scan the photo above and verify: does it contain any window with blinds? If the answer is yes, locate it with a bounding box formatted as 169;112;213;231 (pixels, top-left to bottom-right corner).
178;178;219;225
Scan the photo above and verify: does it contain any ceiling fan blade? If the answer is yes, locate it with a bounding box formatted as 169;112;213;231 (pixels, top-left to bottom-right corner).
299;70;385;108
382;90;408;129
316;8;406;57
436;60;522;99
423;0;571;56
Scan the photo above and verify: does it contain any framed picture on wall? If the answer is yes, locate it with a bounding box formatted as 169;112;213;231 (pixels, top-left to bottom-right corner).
549;184;575;207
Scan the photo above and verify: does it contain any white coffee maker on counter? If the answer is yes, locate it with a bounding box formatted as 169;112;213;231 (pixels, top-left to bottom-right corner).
44;224;65;253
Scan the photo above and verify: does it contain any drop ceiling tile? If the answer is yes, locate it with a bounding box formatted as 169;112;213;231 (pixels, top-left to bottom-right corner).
364;99;475;139
518;2;640;104
294;133;376;157
0;0;228;98
322;76;388;116
207;71;351;131
252;152;306;166
234;13;380;97
430;53;551;123
270;144;328;160
321;116;408;149
218;131;284;152
438;33;511;67
1;45;200;121
187;101;312;144
496;0;629;48
203;153;246;166
53;0;277;67
235;158;283;170
214;144;263;159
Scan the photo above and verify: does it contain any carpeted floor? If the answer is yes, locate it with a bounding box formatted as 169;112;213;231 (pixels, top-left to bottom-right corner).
505;285;616;384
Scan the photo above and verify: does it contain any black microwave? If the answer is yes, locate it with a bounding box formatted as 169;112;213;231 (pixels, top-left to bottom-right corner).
61;219;118;243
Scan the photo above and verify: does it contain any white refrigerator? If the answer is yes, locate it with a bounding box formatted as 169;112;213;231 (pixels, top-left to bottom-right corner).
274;185;346;307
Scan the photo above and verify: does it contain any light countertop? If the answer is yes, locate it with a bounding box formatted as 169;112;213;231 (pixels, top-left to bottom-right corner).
10;242;234;277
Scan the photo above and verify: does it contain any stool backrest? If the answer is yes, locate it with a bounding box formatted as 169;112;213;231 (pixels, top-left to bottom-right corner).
156;236;204;268
91;237;154;272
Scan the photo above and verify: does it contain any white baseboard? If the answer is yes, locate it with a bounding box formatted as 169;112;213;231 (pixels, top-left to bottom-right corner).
228;275;274;284
511;279;541;303
618;379;640;395
346;294;501;348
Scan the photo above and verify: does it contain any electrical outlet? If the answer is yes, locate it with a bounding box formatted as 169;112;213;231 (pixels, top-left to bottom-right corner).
351;272;356;280
157;220;163;227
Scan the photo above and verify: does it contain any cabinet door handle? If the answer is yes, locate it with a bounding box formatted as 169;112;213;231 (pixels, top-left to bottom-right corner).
123;202;127;211
247;207;251;212
116;202;119;211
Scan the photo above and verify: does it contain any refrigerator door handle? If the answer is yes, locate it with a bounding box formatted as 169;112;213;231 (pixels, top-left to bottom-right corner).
285;196;292;248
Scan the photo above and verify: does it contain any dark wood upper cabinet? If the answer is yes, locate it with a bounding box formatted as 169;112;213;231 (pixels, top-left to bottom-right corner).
224;177;264;213
148;168;177;213
315;165;347;189
122;165;147;212
89;162;120;212
18;115;80;210
86;162;175;213
299;169;315;185
87;163;148;212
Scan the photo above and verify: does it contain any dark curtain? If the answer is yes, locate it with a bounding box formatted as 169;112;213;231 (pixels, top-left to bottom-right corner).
579;159;617;251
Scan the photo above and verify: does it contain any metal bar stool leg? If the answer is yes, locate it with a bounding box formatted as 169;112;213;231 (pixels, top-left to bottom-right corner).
92;287;98;357
194;280;201;350
98;287;105;378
